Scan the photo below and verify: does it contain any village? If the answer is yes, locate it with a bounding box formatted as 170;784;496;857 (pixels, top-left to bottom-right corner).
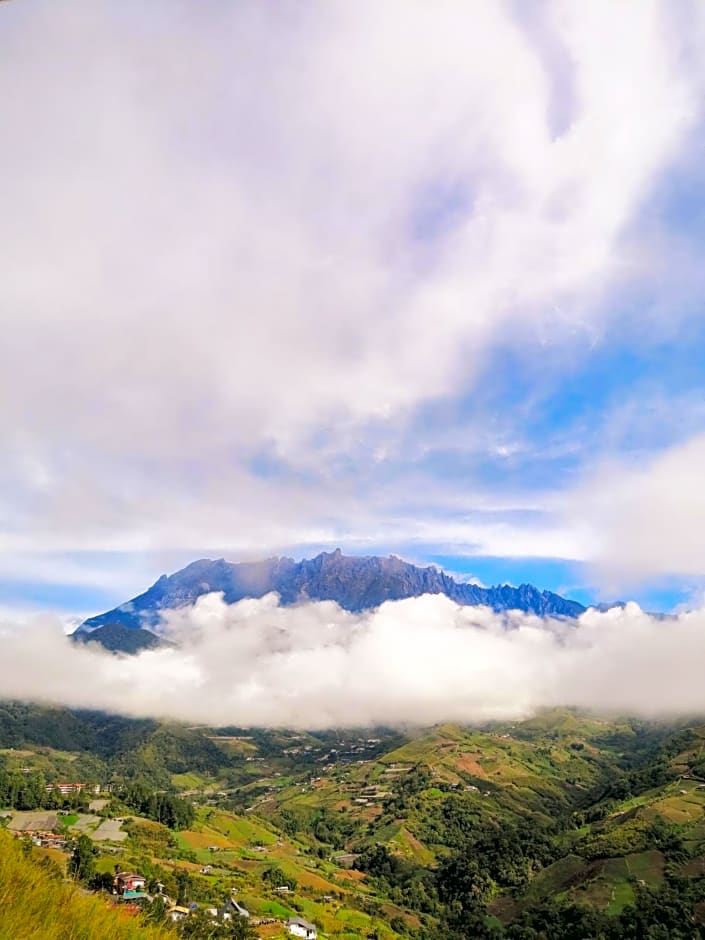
0;780;333;938
0;728;425;939
3;803;321;938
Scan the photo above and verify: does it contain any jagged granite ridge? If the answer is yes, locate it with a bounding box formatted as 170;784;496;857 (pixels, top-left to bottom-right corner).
78;549;585;634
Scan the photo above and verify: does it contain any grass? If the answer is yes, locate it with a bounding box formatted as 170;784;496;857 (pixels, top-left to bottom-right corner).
0;831;173;940
171;772;207;790
176;829;231;850
523;855;591;900
625;849;664;887
204;810;278;846
606;879;635;915
242;897;293;918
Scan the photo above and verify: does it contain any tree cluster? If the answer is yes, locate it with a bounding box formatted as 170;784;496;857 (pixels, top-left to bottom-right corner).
117;782;195;829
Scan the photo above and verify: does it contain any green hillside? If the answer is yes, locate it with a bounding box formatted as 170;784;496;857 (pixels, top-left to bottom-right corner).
5;706;705;937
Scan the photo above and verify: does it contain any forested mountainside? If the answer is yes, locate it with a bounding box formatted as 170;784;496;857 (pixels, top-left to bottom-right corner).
73;624;165;653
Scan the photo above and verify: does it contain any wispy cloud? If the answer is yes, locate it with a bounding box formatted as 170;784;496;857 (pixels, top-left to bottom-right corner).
566;431;705;586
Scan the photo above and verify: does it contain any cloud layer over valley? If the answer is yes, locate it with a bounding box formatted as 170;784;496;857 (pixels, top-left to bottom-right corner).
2;594;704;728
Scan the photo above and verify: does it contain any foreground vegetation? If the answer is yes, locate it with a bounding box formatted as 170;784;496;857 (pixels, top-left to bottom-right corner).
0;831;172;940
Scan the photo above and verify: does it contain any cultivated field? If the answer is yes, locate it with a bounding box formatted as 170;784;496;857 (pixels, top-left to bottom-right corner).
7;811;59;832
90;818;127;842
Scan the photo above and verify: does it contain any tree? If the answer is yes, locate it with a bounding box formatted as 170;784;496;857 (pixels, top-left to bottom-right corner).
228;918;258;940
117;782;195;829
68;833;96;882
89;870;115;892
144;896;168;925
175;867;192;905
262;864;296;890
437;851;496;908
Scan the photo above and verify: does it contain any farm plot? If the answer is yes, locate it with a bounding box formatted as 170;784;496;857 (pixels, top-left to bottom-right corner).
7;811;59;832
69;814;101;832
90;818;127;842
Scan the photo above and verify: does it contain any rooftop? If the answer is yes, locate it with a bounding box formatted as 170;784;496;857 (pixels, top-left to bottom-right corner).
288;917;317;930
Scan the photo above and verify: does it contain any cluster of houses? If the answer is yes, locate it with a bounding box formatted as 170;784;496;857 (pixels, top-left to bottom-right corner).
7;827;68;850
113;878;318;937
44;782;102;795
29;832;67;850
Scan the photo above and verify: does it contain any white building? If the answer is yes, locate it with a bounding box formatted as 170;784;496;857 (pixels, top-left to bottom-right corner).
288;917;317;939
45;782;101;795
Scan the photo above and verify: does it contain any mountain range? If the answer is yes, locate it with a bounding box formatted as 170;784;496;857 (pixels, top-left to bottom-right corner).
75;550;585;650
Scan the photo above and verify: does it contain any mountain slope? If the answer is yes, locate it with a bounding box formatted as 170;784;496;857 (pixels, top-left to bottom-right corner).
73;623;162;653
78;549;585;634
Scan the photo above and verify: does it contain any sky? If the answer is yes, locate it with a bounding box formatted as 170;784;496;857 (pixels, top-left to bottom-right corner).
3;0;705;620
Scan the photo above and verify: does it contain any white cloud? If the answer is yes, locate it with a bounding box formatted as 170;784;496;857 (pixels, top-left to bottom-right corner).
1;0;703;563
3;593;705;727
566;432;705;585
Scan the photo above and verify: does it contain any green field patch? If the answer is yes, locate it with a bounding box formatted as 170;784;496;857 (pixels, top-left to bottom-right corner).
174;838;243;867
610;789;662;814
389;826;435;866
606;878;634;915
204;811;278;846
171;772;208;790
334;906;373;928
241;895;294;918
602;857;629;880
273;859;342;893
561;856;634;915
127;819;178;856
173;833;211;862
206;735;259;757
625;849;664;887
645;795;704;824
178;827;233;850
94;856;118;875
309;901;401;938
523;855;594;901
570;875;616;911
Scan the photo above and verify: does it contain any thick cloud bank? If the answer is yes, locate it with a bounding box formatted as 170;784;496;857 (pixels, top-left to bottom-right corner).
0;594;702;728
3;0;705;581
